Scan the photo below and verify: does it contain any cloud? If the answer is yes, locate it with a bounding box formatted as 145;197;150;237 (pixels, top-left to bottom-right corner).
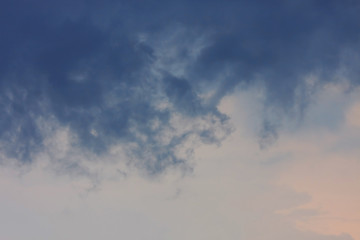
1;0;360;175
1;2;359;239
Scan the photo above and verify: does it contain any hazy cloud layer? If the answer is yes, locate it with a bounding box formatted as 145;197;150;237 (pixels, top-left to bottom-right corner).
1;83;359;240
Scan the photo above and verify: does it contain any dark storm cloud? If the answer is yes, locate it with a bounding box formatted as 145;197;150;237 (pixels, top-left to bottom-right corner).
1;0;359;173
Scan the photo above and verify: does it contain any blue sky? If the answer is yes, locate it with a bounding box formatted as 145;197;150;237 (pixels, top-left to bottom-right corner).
1;1;360;239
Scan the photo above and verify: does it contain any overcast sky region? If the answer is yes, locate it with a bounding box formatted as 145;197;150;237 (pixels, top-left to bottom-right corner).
1;1;360;239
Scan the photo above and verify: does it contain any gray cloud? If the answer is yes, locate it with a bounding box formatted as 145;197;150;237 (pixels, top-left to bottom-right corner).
1;0;359;173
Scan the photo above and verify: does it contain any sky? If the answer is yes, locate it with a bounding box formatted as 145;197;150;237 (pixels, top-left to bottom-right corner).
1;0;360;239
